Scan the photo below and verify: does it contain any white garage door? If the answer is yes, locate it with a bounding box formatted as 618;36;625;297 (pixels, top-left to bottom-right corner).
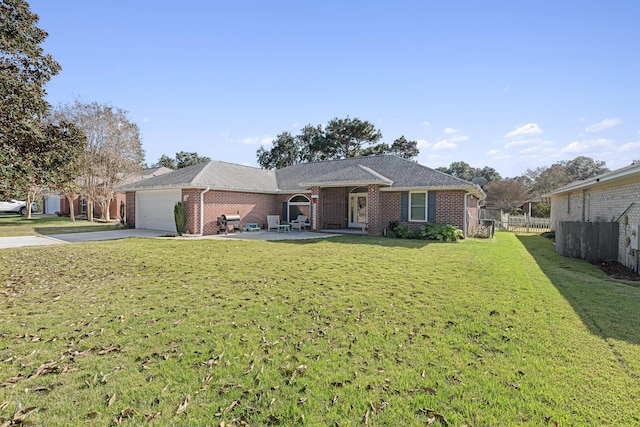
136;190;181;232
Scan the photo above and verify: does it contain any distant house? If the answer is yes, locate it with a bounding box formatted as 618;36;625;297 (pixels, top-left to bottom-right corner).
118;155;485;237
58;166;173;219
548;162;640;270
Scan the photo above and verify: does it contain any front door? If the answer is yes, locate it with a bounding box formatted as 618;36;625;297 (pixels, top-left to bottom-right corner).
349;193;368;228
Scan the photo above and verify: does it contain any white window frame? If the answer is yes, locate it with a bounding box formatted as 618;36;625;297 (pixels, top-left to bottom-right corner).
409;191;427;222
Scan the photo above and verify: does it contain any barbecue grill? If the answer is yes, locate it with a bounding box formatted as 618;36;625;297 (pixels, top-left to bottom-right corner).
218;214;241;234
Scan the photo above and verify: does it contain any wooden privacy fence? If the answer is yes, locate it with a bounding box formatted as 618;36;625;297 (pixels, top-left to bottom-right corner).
499;214;551;233
555;221;619;262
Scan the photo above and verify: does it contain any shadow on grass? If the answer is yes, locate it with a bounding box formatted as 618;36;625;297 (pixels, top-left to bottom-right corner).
33;224;119;235
517;234;640;345
271;234;435;248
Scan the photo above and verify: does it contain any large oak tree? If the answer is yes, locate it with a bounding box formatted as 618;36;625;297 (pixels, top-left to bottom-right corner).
0;0;72;209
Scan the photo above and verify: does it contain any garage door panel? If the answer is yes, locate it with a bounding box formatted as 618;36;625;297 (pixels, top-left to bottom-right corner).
136;190;181;232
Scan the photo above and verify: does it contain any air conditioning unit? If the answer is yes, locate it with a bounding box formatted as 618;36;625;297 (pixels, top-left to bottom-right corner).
630;224;640;250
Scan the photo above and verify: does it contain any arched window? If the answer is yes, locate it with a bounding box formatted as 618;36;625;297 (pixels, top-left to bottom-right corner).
287;194;310;222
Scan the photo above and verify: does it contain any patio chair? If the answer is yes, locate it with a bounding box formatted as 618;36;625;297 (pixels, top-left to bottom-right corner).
267;215;280;232
291;215;308;231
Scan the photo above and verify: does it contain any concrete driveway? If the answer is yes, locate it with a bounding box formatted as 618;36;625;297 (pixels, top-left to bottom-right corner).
0;229;169;249
0;229;341;249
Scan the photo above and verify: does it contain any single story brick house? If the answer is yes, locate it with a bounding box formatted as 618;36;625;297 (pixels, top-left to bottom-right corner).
548;162;640;271
118;155;486;237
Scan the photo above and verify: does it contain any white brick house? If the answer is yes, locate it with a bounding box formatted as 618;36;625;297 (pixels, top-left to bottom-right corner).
548;162;640;271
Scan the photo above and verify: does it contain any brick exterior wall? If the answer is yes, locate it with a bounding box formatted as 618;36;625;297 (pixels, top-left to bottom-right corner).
435;190;466;227
367;184;381;235
550;174;640;270
320;187;347;229
380;192;402;233
182;189;281;235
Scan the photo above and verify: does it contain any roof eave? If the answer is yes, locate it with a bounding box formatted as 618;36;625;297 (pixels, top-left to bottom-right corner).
547;166;640;196
298;180;393;188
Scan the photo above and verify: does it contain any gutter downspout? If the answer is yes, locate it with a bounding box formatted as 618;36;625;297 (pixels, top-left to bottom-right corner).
199;187;210;236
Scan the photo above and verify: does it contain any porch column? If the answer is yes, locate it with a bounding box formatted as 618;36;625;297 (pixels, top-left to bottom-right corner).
311;186;321;231
367;184;382;235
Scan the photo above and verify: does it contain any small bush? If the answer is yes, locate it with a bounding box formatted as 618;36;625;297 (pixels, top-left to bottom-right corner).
174;201;186;235
395;224;414;239
420;223;463;242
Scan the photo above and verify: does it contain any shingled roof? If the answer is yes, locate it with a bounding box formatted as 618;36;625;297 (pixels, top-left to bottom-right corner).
119;160;278;193
119;155;483;197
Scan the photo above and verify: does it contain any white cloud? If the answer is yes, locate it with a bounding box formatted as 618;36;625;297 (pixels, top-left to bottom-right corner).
416;139;432;148
449;134;469;143
585;118;621;133
241;135;274;145
433;139;458;150
618;141;640;152
560;138;612;154
578;117;586;123
504;123;542;139
443;127;458;135
486;149;500;156
422;120;431;127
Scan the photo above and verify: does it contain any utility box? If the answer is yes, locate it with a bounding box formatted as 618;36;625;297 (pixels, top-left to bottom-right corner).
630;224;640;250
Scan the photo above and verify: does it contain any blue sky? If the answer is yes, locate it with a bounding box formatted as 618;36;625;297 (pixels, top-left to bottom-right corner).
30;0;640;178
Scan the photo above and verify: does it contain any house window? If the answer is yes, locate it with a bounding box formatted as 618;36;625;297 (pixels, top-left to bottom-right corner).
409;192;426;221
567;194;571;214
80;196;87;214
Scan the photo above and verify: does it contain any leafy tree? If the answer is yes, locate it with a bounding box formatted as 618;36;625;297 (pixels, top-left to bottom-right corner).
525;156;609;196
483;179;530;213
437;161;502;183
175;151;211;169
564;156;608;181
45;120;86;221
388;136;419;159
151;151;211;169
256;117;419;169
297;124;326;163
533;202;551;218
324;116;382;158
154;154;176;170
0;0;61;199
257;132;299;169
55;100;144;221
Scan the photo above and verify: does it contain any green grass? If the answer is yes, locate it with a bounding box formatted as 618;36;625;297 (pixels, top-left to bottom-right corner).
0;215;120;237
0;233;639;426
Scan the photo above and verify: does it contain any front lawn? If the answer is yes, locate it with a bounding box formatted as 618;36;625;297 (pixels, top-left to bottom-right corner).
0;233;638;425
0;215;120;237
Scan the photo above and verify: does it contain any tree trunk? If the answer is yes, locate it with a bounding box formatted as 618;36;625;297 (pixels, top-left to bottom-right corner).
97;200;110;221
25;187;37;219
87;197;94;222
65;194;76;222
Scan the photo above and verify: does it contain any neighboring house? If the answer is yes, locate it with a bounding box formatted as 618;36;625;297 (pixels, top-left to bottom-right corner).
548;162;640;270
521;196;547;217
118;155;485;237
59;166;173;219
